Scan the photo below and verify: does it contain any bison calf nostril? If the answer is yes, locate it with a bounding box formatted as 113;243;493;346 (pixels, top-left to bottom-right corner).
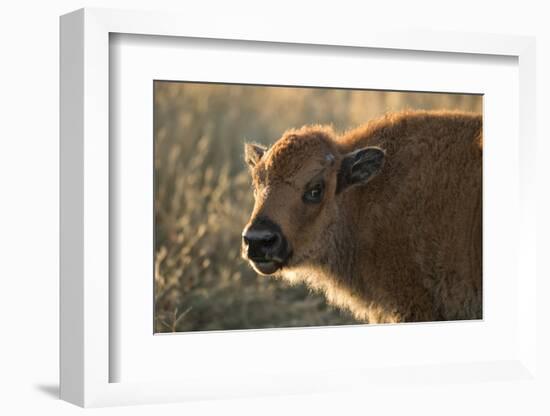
263;235;278;247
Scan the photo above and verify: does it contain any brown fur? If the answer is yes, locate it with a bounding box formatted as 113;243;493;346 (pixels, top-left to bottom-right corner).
244;110;482;323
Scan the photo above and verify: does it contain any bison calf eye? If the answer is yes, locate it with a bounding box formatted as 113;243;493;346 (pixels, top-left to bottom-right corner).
303;182;324;204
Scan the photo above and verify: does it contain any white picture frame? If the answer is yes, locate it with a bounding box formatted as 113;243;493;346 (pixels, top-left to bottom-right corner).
60;7;538;408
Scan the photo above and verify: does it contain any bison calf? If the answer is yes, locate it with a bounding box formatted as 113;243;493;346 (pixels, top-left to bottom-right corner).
241;110;482;324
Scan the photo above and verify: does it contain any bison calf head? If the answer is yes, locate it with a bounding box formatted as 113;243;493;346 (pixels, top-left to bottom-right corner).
241;127;385;275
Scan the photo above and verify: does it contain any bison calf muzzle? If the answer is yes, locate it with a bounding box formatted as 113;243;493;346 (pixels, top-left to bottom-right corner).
242;217;291;275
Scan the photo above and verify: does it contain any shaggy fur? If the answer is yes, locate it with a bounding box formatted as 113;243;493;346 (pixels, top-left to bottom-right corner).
243;110;482;323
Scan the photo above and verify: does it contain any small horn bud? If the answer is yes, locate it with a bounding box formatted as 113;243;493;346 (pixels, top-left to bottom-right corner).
324;153;335;166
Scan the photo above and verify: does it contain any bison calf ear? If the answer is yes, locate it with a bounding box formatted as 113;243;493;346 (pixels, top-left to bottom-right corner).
337;146;385;193
244;143;267;169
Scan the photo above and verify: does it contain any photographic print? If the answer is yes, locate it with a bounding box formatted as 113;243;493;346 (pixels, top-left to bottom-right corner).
154;82;482;333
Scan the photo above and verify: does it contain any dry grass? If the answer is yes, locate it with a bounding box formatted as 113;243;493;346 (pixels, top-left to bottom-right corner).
154;82;482;333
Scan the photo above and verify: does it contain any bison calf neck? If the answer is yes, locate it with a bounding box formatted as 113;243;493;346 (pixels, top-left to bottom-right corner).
242;110;482;324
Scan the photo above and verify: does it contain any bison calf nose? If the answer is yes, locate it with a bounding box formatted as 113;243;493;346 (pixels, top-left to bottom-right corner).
242;217;291;274
242;228;282;261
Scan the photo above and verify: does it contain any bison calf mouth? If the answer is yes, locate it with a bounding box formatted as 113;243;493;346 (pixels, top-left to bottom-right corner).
249;259;282;275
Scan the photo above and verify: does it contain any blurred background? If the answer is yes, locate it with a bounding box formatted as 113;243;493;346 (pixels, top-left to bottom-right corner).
154;81;482;333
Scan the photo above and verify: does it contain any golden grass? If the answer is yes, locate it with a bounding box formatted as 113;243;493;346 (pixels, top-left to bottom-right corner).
154;81;482;332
